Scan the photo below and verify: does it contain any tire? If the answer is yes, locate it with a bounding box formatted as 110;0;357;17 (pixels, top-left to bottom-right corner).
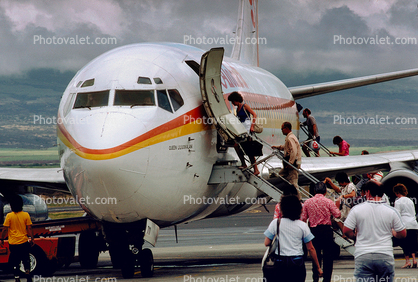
121;251;135;279
109;245;123;269
140;248;154;278
17;245;47;275
79;231;99;268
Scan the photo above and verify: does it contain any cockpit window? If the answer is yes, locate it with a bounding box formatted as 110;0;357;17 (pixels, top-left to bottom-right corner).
168;89;184;111
137;77;152;84
153;78;163;84
157;90;173;113
73;90;109;109
81;78;95;88
114;90;155;107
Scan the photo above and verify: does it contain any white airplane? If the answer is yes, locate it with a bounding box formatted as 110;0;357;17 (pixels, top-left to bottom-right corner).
2;0;418;278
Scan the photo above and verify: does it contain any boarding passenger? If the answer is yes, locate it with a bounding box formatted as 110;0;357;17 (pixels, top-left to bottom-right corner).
393;183;418;269
301;182;340;282
324;172;356;233
329;136;350;156
355;150;389;204
227;92;260;175
272;122;302;188
273;184;300;219
1;195;34;282
264;195;323;282
343;181;406;282
301;108;320;157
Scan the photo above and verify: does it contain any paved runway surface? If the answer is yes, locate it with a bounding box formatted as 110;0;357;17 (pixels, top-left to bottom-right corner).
0;204;415;281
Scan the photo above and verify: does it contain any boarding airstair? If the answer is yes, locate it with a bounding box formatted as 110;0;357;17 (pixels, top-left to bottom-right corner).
299;124;335;157
199;47;355;256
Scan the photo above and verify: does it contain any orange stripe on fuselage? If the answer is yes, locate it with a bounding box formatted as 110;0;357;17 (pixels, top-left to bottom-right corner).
58;106;210;160
58;93;295;160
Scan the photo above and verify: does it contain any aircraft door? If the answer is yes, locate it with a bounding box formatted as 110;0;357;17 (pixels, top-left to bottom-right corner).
199;47;248;142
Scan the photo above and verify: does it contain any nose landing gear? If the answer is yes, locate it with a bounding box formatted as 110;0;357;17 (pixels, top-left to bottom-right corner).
103;219;158;278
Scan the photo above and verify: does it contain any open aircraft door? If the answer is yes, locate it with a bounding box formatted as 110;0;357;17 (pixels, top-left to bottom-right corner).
199;47;248;142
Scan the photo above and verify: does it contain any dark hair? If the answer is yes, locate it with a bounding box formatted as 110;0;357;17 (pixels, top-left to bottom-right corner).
363;180;383;197
361;150;369;155
10;195;23;213
393;183;408;196
282;121;292;130
335;172;349;184
333;136;343;145
280;195;302;220
227;92;243;103
314;182;327;194
304;108;311;115
282;184;298;196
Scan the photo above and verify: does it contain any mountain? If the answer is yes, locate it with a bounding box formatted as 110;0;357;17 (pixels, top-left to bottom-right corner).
0;68;417;149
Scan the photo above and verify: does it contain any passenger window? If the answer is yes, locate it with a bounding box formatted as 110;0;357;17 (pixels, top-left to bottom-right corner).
114;90;155;107
137;77;152;84
157;90;173;113
168;89;184;111
73;90;109;109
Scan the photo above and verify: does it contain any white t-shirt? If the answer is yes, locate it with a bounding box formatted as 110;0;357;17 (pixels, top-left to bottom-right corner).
394;197;418;230
264;218;314;256
344;200;405;258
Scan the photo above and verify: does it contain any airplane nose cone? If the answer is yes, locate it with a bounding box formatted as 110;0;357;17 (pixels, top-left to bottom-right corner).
61;110;151;222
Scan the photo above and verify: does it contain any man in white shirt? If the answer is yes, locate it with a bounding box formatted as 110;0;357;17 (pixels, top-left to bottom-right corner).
343;181;406;282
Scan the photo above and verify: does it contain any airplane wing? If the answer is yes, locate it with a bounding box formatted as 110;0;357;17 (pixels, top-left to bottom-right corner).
0;167;67;192
289;68;418;100
265;150;418;191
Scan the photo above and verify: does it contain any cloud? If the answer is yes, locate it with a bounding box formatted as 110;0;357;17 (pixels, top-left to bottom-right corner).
0;0;416;78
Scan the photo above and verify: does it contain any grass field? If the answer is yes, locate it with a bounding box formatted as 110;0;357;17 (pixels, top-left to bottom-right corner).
0;147;59;167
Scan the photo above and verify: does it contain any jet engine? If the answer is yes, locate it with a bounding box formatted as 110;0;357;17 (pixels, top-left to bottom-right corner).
381;162;418;210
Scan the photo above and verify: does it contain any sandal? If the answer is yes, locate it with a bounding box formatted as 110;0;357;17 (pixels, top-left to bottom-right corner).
401;263;411;269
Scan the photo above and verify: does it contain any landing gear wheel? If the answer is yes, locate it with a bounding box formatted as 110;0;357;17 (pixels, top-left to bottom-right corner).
79;231;99;268
109;245;122;269
140;248;154;278
121;251;135;279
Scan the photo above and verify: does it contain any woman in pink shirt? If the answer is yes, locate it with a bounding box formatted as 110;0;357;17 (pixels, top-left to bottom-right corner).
330;136;350;156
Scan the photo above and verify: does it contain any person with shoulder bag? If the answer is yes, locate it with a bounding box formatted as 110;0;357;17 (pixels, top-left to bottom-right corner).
227;92;261;175
263;195;322;282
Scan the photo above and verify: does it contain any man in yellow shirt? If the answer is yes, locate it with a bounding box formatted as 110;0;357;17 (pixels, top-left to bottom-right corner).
0;195;34;282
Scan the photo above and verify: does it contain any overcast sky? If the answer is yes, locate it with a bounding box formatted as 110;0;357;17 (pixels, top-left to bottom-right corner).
1;0;418;83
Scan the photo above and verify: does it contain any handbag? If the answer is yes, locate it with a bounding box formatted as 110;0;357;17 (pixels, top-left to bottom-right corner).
262;219;281;280
241;140;263;157
243;107;263;133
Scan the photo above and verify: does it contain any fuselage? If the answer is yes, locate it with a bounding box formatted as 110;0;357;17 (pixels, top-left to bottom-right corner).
57;43;298;227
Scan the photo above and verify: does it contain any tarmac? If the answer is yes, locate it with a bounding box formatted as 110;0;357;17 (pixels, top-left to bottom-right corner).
0;204;416;281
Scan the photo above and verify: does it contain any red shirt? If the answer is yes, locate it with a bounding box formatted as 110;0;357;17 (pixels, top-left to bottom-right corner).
301;194;341;227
